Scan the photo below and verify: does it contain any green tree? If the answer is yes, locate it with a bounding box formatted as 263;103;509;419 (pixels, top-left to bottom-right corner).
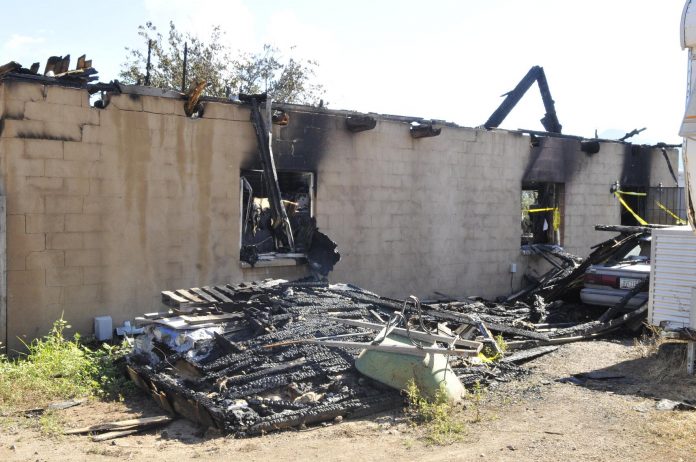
120;21;324;105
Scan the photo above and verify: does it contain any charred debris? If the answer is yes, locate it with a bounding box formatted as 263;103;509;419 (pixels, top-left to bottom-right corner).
126;225;656;437
0;55;97;83
238;92;339;274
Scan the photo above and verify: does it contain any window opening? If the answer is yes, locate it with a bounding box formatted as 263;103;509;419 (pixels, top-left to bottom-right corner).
240;170;314;266
521;182;564;245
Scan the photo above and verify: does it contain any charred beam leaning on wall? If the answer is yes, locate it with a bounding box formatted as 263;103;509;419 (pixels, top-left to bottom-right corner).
659;147;679;186
484;65;562;134
345;115;377;133
239;92;295;251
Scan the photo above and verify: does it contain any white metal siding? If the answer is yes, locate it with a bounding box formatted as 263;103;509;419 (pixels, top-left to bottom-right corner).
649;226;696;329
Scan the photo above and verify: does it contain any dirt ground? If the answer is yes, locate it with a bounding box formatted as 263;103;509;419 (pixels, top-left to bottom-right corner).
2;338;696;462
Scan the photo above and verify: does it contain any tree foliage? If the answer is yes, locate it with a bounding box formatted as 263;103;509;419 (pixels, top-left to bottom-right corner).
120;21;324;104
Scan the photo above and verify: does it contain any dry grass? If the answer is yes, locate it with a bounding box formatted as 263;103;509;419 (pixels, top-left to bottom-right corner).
632;325;696;385
633;324;666;358
645;412;696;454
634;325;696;454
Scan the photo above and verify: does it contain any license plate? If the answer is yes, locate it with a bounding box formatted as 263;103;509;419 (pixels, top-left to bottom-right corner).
619;278;641;289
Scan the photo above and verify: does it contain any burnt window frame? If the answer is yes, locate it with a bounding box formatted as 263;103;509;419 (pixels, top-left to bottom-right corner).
239;169;315;267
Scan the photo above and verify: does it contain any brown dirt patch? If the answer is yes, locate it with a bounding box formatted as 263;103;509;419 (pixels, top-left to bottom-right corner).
2;338;695;461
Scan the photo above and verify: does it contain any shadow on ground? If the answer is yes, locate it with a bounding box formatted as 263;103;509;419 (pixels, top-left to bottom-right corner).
555;337;696;403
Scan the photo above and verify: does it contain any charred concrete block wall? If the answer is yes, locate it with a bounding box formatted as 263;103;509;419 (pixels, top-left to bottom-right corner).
0;80;306;350
521;136;678;257
0;79;679;349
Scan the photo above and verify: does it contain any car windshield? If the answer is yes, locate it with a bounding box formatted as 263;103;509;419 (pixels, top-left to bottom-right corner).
606;240;650;265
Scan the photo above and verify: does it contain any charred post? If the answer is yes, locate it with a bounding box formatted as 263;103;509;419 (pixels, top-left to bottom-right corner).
410;122;441;139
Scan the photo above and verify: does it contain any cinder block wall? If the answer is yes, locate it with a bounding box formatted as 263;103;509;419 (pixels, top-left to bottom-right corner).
563;142;678;256
316;121;528;298
0;80;679;348
563;143;626;256
0;81;305;350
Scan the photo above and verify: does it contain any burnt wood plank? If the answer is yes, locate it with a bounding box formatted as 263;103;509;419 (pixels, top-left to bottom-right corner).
161;290;188;307
216;285;237;298
175;289;204;303
64;415;173;435
189;287;218;303
202;286;233;303
180;313;244;325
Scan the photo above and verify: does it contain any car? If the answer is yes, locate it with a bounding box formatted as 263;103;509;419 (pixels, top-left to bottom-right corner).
580;236;651;308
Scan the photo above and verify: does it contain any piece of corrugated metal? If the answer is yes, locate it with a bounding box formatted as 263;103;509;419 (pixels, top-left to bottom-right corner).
649;226;696;329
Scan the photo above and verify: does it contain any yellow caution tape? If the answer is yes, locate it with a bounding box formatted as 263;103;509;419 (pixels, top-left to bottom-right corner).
523;207;561;231
655;200;687;225
613;191;648;225
615;190;647;197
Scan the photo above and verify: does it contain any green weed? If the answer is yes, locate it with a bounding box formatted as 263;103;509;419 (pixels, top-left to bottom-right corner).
479;335;508;362
405;379;465;445
38;411;64;437
0;316;134;410
469;380;485;423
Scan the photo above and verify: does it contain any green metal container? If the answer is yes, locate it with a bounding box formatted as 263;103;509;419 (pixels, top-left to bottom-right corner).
354;333;466;401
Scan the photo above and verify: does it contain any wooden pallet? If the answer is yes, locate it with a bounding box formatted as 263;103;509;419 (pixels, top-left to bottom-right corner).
161;285;238;308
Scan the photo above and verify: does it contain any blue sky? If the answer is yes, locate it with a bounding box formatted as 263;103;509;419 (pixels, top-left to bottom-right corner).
0;0;687;144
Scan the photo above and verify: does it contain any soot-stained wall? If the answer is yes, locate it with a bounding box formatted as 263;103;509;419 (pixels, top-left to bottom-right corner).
0;78;679;349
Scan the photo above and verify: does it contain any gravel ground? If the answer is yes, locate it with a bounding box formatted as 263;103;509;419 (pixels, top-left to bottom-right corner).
2;338;696;461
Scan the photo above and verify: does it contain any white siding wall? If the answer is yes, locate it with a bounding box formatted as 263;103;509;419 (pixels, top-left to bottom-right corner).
649;226;696;328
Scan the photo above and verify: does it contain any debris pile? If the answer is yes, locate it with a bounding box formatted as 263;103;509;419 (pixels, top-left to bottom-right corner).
127;227;654;436
127;280;528;436
0;54;98;83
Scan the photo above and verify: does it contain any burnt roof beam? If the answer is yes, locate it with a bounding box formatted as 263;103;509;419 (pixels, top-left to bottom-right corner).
484;65;562;134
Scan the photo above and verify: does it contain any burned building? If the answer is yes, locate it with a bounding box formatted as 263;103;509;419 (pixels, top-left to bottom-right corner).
0;69;679;351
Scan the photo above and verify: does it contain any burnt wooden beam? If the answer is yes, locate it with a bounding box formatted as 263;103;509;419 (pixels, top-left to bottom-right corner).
345;115;376;133
409;123;441;139
240;93;295;250
597;279;649;322
501;345;559;363
29;62;40;74
594;224;669;234
580;140;600;154
58;54;70;74
76;54;86;70
485;65;562;134
619;127;646;142
64;415;173;435
0;61;21;76
44;56;61;75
